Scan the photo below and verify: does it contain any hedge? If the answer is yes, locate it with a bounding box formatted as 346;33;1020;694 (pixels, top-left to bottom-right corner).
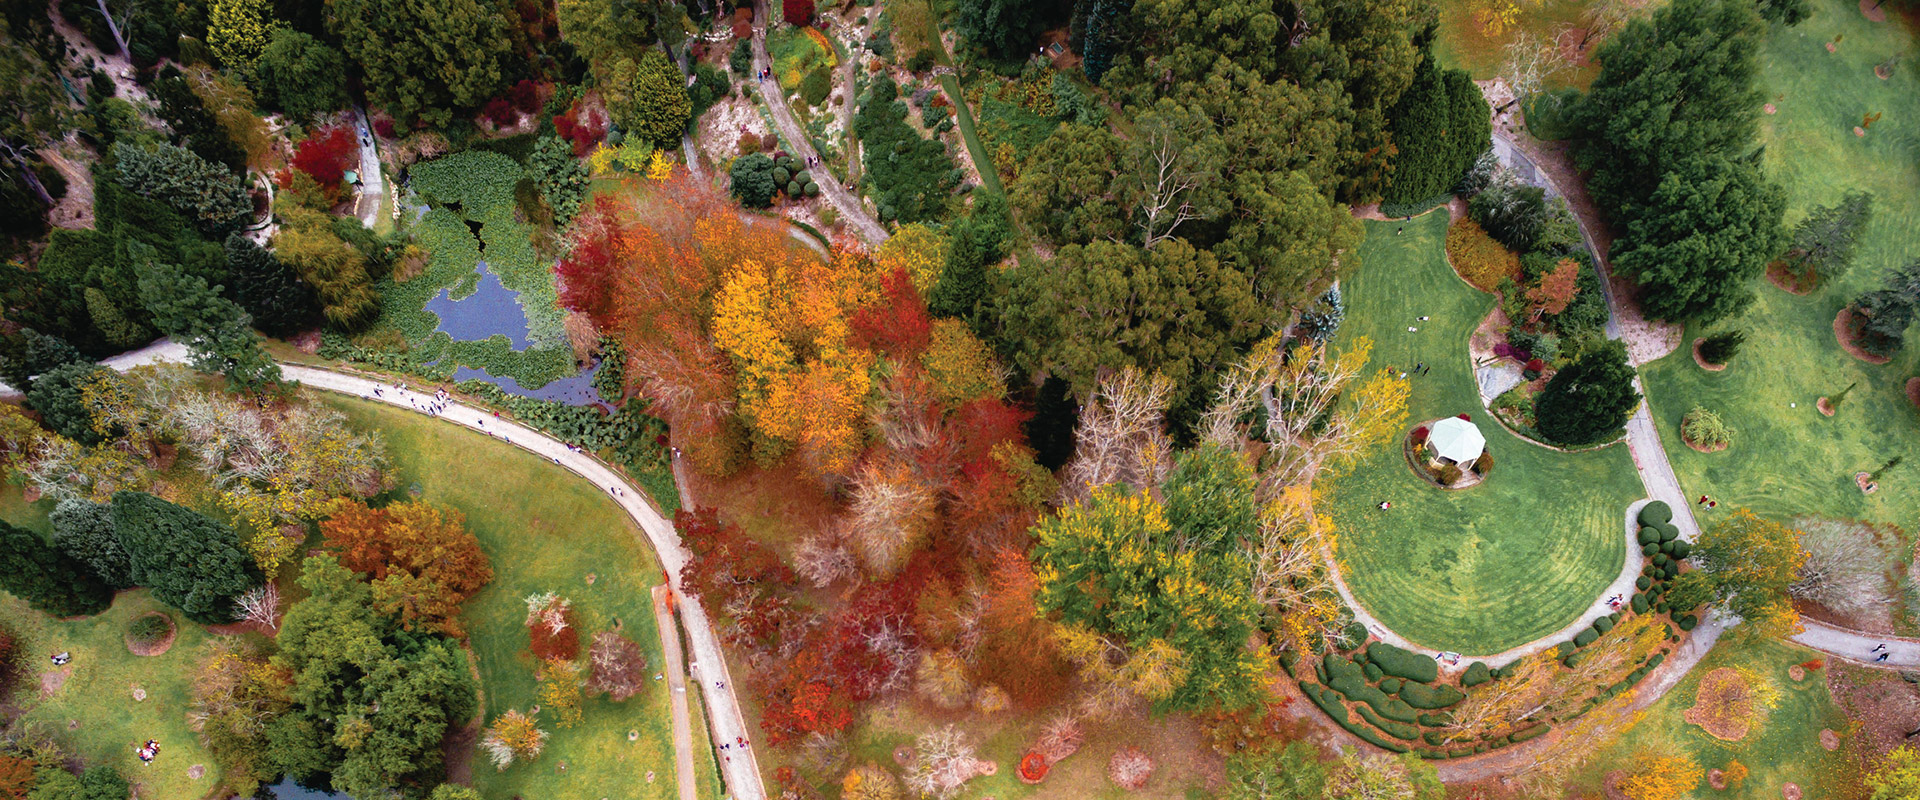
1451;747;1475;758
1636;577;1652;590
1342;719;1411;753
1305;683;1350;721
1356;703;1420;740
1653;553;1670;567
1422;731;1448;747
1367;642;1439;683
1364;662;1385;682
1419;712;1454;727
1279;651;1298;678
1660;523;1680;542
1574;628;1599;647
1462;662;1491;687
1637;526;1661;545
1638;501;1671;526
1510;724;1550;743
1324;653;1369;696
1380;677;1404;694
1562;652;1583;669
1399;682;1466;710
1594;616;1615;634
1677;614;1698;631
1631;594;1650;614
1646;653;1666;669
1352;685;1419;723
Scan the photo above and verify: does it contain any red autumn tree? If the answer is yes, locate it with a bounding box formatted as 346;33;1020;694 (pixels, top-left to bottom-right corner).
509;79;543;113
291;125;358;190
553;96;610;155
1527;258;1581;321
849;268;933;359
585;630;648;701
481;96;517;126
975;548;1071;707
525;592;579;661
758;649;853;746
677;507;804;651
320;499;494;637
784;0;814;26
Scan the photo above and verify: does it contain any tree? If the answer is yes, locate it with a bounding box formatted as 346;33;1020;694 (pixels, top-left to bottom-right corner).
481;709;548;769
113;490;262;624
1201;336;1406;490
1697;329;1745;365
153;70;249;173
253;29;348;118
50;498;132;588
1533;340;1640;446
1383;30;1491;204
1681;406;1734;449
955;0;1058;59
191;646;294;795
1011;123;1126;246
1526;258;1581;322
1618;752;1701;800
233;583;282;630
225;233;320;337
273;209;378;329
320;499;493;637
554;0;655;78
842;763;902;800
1609;153;1785;324
1324;753;1443;800
729;152;777;208
0;519;114;618
1033;487;1263;711
1869;745;1920;800
606;51;690;147
326;0;518;126
586;631;648;701
1846;260;1920;358
1161;443;1258;555
208;0;273;70
1497;31;1570;110
133;251;282;391
784;0;815;26
904;725;979;800
430;786;484;800
111;142;252;234
1778;191;1872;288
537;658;584;728
1672;509;1807;637
1223;742;1328;800
28;362;112;445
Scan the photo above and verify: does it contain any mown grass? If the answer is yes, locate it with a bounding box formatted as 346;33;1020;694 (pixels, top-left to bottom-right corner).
1325;212;1637;656
1639;0;1920;529
1431;0;1600;88
1571;636;1853;798
319;395;688;800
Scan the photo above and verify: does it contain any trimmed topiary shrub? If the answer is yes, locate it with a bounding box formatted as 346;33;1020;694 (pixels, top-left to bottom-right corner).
1305;682;1350;721
1593;617;1615;634
1341;719;1411;753
1642;543;1660;556
1363;662;1385;682
1366;642;1439;683
1380;677;1404;693
1631;594;1650;614
1323;653;1369;696
1637;526;1660;545
1399;682;1466;710
1423;731;1447;747
1660;523;1680;542
1638;501;1671;526
1356;703;1420;740
1573;628;1599;647
1671;541;1691;559
1462;662;1491;687
1635;576;1652;590
1653;553;1670;567
1419;712;1454;727
128;613;171;645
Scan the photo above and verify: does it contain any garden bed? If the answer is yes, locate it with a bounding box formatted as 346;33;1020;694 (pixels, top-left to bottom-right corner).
1691;339;1728;371
1833;307;1893;365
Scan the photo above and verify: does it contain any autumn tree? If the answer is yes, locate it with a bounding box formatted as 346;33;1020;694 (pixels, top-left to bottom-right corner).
975;549;1072;708
1671;510;1807;637
320;499;493;637
1526;258;1581;322
1870;746;1920;800
1201;335;1407;491
481;709;548;770
208;0;273;70
538;657;584;728
1619;752;1701;800
904;725;979;800
1057;368;1174;502
585;631;648;701
525;592;579;660
191;645;294;795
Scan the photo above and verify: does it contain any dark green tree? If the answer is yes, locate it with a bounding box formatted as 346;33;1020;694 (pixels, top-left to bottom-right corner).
1069;0;1128;83
728;152;777;208
1778;190;1873;289
930;195;1011;322
1610;153;1785;324
134;246;282;390
1756;0;1810;24
1382;30;1491;205
27;361;111;444
112;490;262;624
252;29;349;119
1534;340;1641;446
1161;443;1258;555
1009;122;1125;246
85;286;155;350
0;327;89;388
152;68;247;173
0;519;114;618
1697;328;1746;365
955;0;1061;60
225;233;320;337
1847;260;1920;358
111;141;253;235
326;0;519;126
51;498;134;589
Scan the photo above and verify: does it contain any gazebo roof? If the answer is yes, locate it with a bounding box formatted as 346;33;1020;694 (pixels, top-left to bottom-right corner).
1429;417;1485;464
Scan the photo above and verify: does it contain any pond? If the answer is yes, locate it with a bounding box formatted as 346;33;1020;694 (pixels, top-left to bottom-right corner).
255;777;352;800
422;261;606;407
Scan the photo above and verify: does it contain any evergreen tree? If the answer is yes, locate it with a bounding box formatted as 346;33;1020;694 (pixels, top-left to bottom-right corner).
608;51;691;147
0;327;89;388
1382;29;1491;205
152;68;247;173
1779;190;1872;288
0;519;114;618
27;361;111;444
1847;261;1920;358
1534;340;1641;446
1072;0;1128;83
84;286;154;349
956;0;1062;60
133;245;282;390
51;498;134;589
225;233;320;337
1697;329;1745;365
112;490;262;624
326;0;519;126
111;141;253;235
1609;152;1785;324
728;153;777;208
253;29;349;119
930;195;1010;322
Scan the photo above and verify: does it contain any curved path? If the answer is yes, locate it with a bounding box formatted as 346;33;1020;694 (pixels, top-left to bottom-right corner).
35;341;767;800
747;0;889;245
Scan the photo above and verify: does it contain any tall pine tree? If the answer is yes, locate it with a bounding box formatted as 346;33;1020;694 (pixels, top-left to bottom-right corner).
0;519;114;618
225;233;320;337
1534;340;1641;446
1381;26;1490;204
112;491;262;624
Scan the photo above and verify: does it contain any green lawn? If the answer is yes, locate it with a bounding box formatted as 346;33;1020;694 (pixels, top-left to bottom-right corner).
1639;0;1920;529
321;395;688;800
1325;212;1638;656
1432;0;1599;88
1572;636;1852;797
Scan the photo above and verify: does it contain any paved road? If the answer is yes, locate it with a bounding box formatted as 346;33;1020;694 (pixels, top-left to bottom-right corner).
351;107;385;230
748;0;889;245
652;586;699;800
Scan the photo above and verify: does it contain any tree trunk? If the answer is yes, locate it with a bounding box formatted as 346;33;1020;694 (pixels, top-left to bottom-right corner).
2;145;55;206
92;0;132;62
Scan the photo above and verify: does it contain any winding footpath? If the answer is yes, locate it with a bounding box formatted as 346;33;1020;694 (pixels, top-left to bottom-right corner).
747;0;889;245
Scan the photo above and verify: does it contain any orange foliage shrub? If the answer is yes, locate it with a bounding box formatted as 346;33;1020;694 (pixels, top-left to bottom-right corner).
1446;218;1522;293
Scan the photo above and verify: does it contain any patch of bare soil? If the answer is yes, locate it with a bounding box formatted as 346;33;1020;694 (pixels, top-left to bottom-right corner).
1821;728;1842;750
1828;662;1920;757
1682;668;1759;741
125;613;176;656
1783;782;1803;800
40;668;69;696
1905;377;1919;407
1790;665;1808;682
1691;339;1728;371
1709;769;1728;790
1555;27;1598;68
1835;307;1894;364
440;641;485;785
1863;0;1888;21
1767;261;1818;295
1818;397;1837;416
1602;770;1629;800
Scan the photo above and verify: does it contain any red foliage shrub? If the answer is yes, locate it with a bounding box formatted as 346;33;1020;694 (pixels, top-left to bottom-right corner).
481;97;517;126
1456;413;1472;421
732;8;754;39
678;507;804;652
556;197;624;322
849;268;932;358
757;649;854;746
1525;358;1545;372
1411;426;1429;443
555;97;610;156
510;79;543;113
291;125;358;189
953;397;1030;467
783;0;814;26
1018;752;1050;782
372;116;396;138
1799;659;1825;670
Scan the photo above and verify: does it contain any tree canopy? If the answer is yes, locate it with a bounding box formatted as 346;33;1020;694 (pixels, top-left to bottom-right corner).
1671;509;1806;637
326;0;519;126
0;518;114;618
1533;340;1640;446
112;490;263;624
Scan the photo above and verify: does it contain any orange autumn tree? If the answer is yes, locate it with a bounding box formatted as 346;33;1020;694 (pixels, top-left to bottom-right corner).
1526;257;1581;322
319;499;493;636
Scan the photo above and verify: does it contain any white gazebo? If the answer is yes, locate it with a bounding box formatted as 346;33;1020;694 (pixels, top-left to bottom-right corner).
1428;417;1486;465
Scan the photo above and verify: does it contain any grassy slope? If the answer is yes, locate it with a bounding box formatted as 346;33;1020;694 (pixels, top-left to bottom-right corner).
1639;0;1920;528
321;395;687;800
1431;0;1599;88
1572;636;1852;797
1325;212;1637;656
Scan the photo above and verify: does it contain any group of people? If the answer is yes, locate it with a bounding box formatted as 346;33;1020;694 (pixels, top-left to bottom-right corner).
410;386;453;417
1871;643;1894;663
1695;494;1719;509
135;739;160;765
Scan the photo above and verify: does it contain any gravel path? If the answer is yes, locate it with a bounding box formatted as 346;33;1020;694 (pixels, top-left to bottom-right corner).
351;107;385;230
748;0;889;245
1792;621;1920;667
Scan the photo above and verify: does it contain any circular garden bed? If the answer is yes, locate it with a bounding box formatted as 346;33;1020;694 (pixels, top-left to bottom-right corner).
125;612;177;657
1404;418;1492;490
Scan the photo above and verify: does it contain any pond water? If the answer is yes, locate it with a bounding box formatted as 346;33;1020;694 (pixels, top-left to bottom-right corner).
452;361;611;410
255;777;352;800
422;261;608;407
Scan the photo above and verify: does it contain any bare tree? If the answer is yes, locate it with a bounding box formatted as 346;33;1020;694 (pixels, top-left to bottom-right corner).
905;726;980;800
585;631;648;701
1127;123;1205;248
1203;336;1401;495
91;0;133;63
233;584;281;631
1791;517;1894;618
792;532;858;588
1498;31;1569;112
1058;368;1174;503
844;459;938;577
1107;746;1155;790
1577;0;1651;51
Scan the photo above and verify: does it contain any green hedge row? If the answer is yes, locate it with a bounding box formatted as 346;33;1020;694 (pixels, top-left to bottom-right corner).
1367;642;1439;683
1678;614;1698;631
1400;681;1466;710
1462;661;1491;687
1324;653;1369;696
1305;683;1350;722
1510;724;1549;743
1418;712;1453;727
1631;594;1650;614
1573;628;1598;647
1356;703;1420;740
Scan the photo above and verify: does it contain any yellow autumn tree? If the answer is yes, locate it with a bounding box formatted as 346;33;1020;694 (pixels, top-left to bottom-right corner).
1619;752;1701;800
538;658;585;729
920;319;999;404
208;0;273;70
873;223;948;294
646;148;676;181
1672;509;1808;638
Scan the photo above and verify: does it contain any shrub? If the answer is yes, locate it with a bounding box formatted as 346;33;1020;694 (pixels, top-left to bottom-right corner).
1469;177;1551;252
1636;577;1652;590
1593;617;1615;634
1398;682;1466;710
1446;218;1522;293
800;68;832;107
128;613;171;644
291;125;358;190
1632;594;1651;613
1660;524;1679;542
1434;463;1463;485
1380;677;1403;693
1677;615;1698;631
1366;642;1439;683
1304;682;1349;721
1697;329;1744;365
1681;406;1734;449
905;48;937;72
1509;724;1549;743
1653;553;1669;567
1323;653;1369;696
1363;662;1385;682
1471;452;1493;475
1356;704;1420;740
1638;528;1659;546
1671;541;1691;559
1341;718;1411;753
1462;662;1491;687
1639;501;1672;526
1574;628;1599;647
1418;712;1454;727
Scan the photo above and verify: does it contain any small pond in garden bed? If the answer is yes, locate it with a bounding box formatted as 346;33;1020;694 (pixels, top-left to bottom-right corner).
255;777;352;800
452;361;611;410
423;261;531;348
